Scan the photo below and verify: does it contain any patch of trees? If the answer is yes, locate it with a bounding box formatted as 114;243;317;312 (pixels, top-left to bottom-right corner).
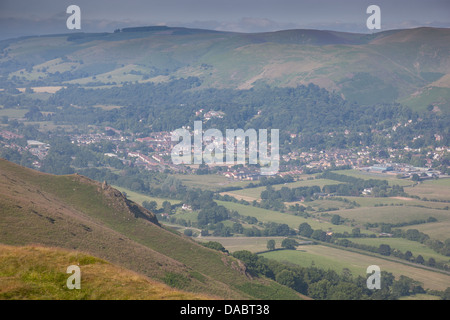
200;241;229;253
0;147;37;169
281;238;299;250
204;220;295;238
261;185;321;203
2;76;449;151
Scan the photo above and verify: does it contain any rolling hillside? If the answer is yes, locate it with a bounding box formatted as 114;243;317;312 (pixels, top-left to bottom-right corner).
0;244;212;300
1;26;449;111
0;158;303;300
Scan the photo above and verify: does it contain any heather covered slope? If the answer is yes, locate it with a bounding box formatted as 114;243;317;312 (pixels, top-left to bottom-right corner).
0;158;303;299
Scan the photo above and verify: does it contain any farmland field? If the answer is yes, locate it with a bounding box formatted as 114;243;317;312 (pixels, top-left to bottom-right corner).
260;246;450;291
199;235;450;291
173;210;199;223
174;174;250;191
216;200;376;235
332;169;414;186
221;178;342;201
346;237;450;262
17;86;64;94
198;236;288;253
335;205;450;229
340;196;450;209
405;178;450;201
0;108;28;118
399;220;450;240
111;176;450;294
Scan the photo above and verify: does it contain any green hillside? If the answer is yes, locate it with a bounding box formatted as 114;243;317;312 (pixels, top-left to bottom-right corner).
0;158;303;300
1;26;449;110
0;244;212;300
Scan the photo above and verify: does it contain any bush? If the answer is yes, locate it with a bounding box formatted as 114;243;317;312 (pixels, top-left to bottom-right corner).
163;272;190;289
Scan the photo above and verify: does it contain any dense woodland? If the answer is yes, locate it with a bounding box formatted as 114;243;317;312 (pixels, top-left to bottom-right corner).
1;78;449;153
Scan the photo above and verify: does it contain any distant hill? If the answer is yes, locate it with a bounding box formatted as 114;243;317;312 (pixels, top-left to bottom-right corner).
0;158;303;300
1;26;449;111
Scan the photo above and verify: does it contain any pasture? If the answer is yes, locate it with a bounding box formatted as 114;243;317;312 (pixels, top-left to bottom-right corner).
216;200;376;235
347;237;449;262
260;246;450;291
332;169;413;187
221;178;342;201
174;174;250;191
405;178;450;201
335;205;449;229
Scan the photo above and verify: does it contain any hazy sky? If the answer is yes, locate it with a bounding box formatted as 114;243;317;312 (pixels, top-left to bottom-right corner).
1;0;449;40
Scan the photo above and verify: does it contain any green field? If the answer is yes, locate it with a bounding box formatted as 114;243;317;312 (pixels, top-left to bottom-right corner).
197;236;287;253
346;237;450;263
174;174;250;191
340;195;449;209
216;200;375;236
399;220;450;240
0;108;28;118
332;169;413;187
173;210;199;224
196;235;450;291
405;178;450;201
222;178;342;201
260;246;450;291
336;205;450;231
261;247;366;276
288;198;354;211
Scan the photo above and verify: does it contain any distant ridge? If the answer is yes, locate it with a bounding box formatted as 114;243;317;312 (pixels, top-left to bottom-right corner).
1;26;449;110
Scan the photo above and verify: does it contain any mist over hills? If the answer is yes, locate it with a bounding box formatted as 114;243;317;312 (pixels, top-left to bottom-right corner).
1;26;449;111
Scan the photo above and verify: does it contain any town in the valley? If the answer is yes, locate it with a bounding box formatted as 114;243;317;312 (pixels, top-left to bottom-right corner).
1;118;448;189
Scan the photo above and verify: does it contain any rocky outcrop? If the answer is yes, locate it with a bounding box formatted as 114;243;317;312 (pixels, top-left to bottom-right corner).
72;174;160;226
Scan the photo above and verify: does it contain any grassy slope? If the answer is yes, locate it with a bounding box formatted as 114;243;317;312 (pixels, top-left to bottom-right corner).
0;159;302;300
0;244;211;300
